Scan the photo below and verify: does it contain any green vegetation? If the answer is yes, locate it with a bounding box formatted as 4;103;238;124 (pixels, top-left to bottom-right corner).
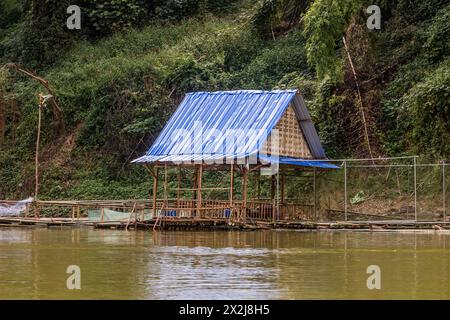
0;0;448;200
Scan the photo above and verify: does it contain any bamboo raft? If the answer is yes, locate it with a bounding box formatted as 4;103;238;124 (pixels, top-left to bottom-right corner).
1;216;450;231
1;199;449;231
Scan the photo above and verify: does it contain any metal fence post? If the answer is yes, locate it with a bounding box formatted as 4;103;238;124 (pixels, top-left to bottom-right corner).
313;167;317;220
414;156;417;221
443;162;446;222
344;160;347;221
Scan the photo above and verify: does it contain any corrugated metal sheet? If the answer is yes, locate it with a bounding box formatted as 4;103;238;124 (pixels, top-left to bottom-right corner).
132;89;332;168
292;93;326;158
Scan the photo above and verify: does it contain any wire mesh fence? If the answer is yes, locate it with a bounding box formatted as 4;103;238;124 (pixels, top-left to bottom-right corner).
312;157;448;222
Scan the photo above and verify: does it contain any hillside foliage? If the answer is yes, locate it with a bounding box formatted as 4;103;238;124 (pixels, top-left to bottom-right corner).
0;0;448;199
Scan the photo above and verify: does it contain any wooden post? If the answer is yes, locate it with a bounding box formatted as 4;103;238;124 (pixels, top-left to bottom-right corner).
177;166;181;208
313;167;317;220
33;202;40;219
100;207;104;223
272;198;276;223
196;164;203;218
230;163;234;213
280;171;285;219
242;165;248;222
276;171;280;221
152;167;159;219
256;170;261;200
271;174;276;223
164;164;168;203
134;205;138;228
271;175;276;200
192;168;198;198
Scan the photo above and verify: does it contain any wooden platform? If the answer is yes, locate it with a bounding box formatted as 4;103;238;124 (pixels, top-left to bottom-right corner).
2;216;450;231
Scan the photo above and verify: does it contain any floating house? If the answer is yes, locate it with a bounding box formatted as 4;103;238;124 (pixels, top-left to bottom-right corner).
132;89;337;223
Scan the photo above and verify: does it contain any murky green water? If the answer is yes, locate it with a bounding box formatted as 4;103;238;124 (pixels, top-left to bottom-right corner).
1;228;450;299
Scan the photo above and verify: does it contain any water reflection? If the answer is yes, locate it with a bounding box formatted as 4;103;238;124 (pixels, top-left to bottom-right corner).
0;229;449;299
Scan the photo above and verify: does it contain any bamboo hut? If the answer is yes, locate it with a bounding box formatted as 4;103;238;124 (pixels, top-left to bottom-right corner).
132;90;338;224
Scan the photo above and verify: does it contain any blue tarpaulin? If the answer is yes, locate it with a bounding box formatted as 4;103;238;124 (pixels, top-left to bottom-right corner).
258;155;340;169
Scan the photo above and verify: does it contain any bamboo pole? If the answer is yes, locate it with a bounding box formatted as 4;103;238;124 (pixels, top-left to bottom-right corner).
164;164;168;203
152;167;159;219
35;104;41;201
342;36;373;159
271;175;276;201
230;163;234;210
280;172;285;220
192;167;198;201
256;170;261;200
196;164;203;218
271;174;276;223
125;203;137;231
313;167;317;220
276;171;280;221
177;166;181;208
242;165;248;222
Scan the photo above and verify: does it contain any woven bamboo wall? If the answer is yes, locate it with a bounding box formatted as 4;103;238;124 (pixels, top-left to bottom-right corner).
260;104;312;158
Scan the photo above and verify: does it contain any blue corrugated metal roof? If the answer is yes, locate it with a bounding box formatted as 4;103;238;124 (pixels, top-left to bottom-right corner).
132;89;332;168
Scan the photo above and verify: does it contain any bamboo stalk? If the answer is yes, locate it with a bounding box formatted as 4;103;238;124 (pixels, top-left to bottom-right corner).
125;203;137;231
35;104;41;201
342;36;374;159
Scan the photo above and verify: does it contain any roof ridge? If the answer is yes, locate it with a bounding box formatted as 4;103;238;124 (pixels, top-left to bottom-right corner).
186;89;298;95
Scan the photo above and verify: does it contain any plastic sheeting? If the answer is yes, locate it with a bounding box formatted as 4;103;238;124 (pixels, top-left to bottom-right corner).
88;208;153;222
0;198;33;217
258;155;340;169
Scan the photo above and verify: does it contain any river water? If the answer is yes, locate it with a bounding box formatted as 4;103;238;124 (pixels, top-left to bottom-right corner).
0;228;449;299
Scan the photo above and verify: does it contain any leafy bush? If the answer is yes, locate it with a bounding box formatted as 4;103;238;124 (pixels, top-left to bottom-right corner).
303;0;363;82
0;0;22;29
83;0;147;35
1;0;449;200
403;61;450;157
